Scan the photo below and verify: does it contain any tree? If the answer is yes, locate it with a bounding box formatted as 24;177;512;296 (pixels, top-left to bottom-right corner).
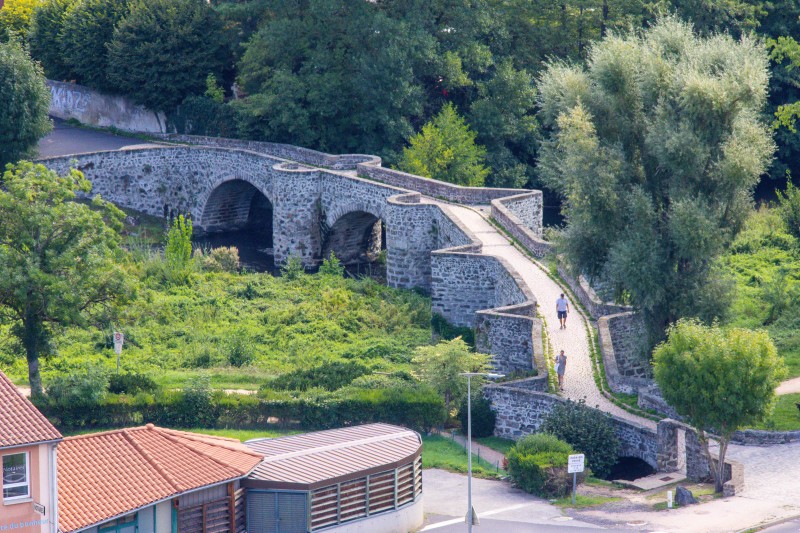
398;103;489;186
411;337;490;413
0;162;130;398
538;18;774;341
653;319;786;492
60;0;129;91
0;41;51;168
236;0;429;155
0;0;41;41
107;0;227;112
28;0;75;80
165;214;193;285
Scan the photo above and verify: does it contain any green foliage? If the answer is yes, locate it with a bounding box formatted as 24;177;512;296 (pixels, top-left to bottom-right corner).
108;371;158;394
45;366;109;410
421;434;504;479
267;361;370;392
169;95;241;137
205;73;225;104
0;0;41;40
776;180;800;240
458;393;496;438
0;162;130;396
28;0;75;80
653;319;786;491
60;0;130;90
506;433;577;497
0;41;51;168
280;255;305;280
200;246;240;273
398;103;489;187
431;313;475;346
165;215;193;285
319;252;344;277
538;18;775;342
107;0;227;112
540;399;620;479
412;337;490;412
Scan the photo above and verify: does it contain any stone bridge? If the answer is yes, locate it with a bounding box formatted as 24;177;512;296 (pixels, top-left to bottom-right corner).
39;136;549;378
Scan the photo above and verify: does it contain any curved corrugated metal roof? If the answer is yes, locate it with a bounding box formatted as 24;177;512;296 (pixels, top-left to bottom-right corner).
244;423;422;490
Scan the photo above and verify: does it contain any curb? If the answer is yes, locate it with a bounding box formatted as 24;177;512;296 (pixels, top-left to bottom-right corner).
736;512;800;533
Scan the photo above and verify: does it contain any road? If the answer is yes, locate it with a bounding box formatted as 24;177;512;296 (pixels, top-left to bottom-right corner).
37;118;164;158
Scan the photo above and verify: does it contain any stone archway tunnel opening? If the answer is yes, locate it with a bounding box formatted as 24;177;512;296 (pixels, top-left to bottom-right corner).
196;180;274;271
322;211;386;267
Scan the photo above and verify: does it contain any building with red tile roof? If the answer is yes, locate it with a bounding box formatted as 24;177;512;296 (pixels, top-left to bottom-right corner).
0;371;61;533
57;425;263;533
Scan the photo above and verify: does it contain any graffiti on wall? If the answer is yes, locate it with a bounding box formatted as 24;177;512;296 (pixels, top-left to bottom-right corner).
50;86;90;114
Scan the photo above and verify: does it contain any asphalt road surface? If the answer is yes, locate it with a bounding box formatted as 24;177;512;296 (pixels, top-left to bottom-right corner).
37;118;163;158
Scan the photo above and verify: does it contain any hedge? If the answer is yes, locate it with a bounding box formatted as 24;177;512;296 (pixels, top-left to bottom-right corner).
34;387;446;434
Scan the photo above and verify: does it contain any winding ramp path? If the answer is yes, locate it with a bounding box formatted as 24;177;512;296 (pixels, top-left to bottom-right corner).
440;203;656;431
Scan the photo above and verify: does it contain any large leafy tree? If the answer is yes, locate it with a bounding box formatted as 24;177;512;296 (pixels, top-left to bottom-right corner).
538;18;774;340
412;337;490;413
0;162;131;398
0;0;41;41
60;0;129;91
398;103;489;187
28;0;75;81
107;0;227;113
236;0;430;155
653;319;785;492
0;40;51;168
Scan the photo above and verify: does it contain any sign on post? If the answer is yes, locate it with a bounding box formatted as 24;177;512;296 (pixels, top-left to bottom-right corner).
567;454;585;474
567;454;585;505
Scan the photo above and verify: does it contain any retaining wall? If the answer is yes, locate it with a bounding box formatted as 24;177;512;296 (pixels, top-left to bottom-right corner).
48;80;166;133
597;312;652;394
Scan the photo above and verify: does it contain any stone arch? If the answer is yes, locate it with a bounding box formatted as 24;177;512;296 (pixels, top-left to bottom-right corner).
322;209;385;265
199;179;273;245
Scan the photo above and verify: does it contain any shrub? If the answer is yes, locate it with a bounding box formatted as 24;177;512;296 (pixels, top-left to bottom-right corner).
319;252;344;277
202;246;240;273
225;329;255;367
458;394;496;438
777;181;800;241
280;255;305;280
165;215;193;285
431;313;475;346
506;433;577;497
540;399;620;479
28;0;74;80
108;371;158;394
268;361;370;392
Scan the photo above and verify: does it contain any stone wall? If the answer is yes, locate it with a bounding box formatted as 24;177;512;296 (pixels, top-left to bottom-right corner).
556;264;631;320
153;133;381;170
48;80;166;133
484;384;658;468
597;312;652;394
491;194;551;258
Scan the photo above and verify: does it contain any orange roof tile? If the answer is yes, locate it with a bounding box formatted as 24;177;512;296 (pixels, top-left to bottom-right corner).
0;371;61;448
57;425;263;533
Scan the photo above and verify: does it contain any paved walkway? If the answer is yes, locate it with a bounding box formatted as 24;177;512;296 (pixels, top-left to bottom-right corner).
441;204;656;431
776;376;800;396
37;118;165;158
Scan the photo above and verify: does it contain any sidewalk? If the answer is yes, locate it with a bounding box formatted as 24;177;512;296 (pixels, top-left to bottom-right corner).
434;429;506;468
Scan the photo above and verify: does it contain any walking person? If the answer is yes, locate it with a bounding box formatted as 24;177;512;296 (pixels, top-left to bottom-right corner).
554;350;567;391
556;293;570;329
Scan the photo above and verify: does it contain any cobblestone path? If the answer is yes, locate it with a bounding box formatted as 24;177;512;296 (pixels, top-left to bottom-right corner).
441;204;656;431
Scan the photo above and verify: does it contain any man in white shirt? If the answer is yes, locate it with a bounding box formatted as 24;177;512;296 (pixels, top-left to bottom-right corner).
556;293;569;329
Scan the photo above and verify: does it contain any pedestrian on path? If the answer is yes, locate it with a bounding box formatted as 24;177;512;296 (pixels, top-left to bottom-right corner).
554;350;567;391
556;293;569;329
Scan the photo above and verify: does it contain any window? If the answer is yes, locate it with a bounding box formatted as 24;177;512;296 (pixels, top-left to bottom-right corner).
2;453;30;502
99;513;137;533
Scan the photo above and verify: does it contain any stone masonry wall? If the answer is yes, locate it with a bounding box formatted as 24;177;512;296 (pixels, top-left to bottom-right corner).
490;193;551;258
597;312;652;394
484;384;658;468
556;264;631;320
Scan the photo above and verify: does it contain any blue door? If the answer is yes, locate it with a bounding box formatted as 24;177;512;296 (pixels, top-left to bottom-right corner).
247;491;308;533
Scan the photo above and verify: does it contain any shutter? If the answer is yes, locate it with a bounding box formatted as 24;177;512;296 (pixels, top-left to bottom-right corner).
276;493;308;533
247;491;277;533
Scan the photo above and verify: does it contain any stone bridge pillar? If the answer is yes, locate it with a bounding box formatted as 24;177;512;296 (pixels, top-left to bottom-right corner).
384;194;439;291
271;164;322;267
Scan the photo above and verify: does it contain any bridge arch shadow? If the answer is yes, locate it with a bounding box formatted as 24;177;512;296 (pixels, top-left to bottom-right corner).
322;210;385;265
199;179;273;248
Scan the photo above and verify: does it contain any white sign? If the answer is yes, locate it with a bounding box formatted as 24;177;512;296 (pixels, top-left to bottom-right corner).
113;332;124;355
33;502;45;515
567;454;585;474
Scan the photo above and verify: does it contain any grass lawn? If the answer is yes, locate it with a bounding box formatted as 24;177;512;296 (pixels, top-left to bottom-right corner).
554;494;620;508
474;436;515;455
749;393;800;430
647;483;718;510
421;435;505;479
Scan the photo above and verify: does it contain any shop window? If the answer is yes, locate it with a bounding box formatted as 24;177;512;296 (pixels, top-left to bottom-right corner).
2;453;29;502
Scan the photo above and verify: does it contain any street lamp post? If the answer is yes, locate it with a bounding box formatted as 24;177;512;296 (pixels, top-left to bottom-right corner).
460;372;504;532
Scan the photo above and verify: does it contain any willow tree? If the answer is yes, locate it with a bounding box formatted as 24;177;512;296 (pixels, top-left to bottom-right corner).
538;18;775;342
